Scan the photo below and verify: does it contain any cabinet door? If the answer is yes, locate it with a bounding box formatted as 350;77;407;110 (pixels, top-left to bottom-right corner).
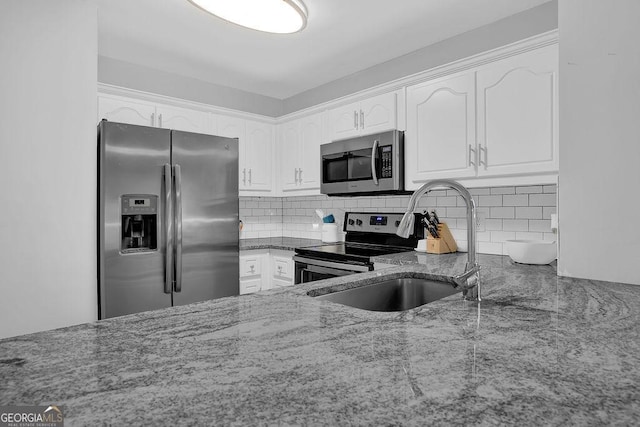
476;44;558;176
328;100;360;141
359;92;397;135
297;113;322;189
279;120;301;192
156;105;211;134
98;96;156;126
244;120;273;193
240;277;262;295
217;115;247;189
405;73;476;186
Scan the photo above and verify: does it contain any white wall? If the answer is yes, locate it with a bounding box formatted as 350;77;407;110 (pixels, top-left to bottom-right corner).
0;0;98;338
558;0;640;285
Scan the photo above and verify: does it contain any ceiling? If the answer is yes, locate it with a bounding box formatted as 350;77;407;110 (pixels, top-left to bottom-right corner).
97;0;551;100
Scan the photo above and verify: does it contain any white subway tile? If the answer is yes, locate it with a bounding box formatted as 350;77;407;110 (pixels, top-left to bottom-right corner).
542;207;557;220
543;184;557;194
516;207;543;219
385;198;405;208
357;198;371;208
490;207;515;219
543;233;557;242
503;195;529;206
470;188;491;196
529;219;552;232
515;231;543;240
370;198;385;207
437;196;458;207
477;231;492;242
502;219;529;231
516;185;543;194
490;231;516;242
529;194;556;207
478;242;504;255
446;207;467;218
478;195;503;206
490;186;516;195
331;199;345;208
485;219;503;230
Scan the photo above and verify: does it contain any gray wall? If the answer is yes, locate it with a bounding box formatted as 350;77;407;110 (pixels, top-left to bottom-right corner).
282;0;558;114
558;0;640;285
98;1;558;118
99;55;284;117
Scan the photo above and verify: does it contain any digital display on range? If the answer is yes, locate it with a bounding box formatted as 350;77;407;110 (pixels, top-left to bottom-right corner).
370;215;387;226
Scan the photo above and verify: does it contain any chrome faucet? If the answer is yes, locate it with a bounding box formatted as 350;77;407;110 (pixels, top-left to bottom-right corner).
396;179;481;301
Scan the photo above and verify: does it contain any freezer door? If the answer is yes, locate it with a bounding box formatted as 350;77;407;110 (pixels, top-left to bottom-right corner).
98;121;172;318
171;131;239;306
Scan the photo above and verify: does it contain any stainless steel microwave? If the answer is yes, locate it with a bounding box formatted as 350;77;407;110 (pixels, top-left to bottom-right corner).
320;130;405;196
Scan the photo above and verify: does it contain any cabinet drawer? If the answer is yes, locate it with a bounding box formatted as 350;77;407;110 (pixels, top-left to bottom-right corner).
272;277;293;289
240;277;262;294
272;255;293;280
240;256;262;277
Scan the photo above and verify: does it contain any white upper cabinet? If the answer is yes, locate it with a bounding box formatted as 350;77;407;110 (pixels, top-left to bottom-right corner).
278;112;323;194
404;43;559;188
98;95;156;126
244;120;274;193
217;115;274;195
406;72;477;183
328;91;398;141
476;44;558;176
155;105;213;134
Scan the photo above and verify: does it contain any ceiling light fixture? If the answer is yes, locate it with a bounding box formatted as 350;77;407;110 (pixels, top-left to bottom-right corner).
188;0;308;34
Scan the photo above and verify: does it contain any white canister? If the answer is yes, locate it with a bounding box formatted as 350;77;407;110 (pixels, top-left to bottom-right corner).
322;223;339;243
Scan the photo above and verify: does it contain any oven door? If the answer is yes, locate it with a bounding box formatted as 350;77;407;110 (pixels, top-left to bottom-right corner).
293;256;372;284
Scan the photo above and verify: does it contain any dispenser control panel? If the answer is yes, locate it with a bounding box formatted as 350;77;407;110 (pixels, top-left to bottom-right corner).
120;194;158;254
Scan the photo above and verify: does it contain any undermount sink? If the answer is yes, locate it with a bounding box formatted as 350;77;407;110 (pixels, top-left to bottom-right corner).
314;277;459;312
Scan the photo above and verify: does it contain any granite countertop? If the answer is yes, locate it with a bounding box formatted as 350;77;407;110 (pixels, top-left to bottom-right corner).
240;237;323;251
1;252;639;425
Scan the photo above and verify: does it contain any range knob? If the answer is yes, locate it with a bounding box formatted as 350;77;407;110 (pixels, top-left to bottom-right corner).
348;219;355;226
395;220;401;227
356;219;363;226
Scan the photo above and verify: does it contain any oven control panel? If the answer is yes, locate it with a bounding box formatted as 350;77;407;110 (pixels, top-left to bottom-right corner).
344;212;406;234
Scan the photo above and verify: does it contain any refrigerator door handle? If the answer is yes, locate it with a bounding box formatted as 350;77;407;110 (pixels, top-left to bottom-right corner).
164;163;173;294
174;164;183;293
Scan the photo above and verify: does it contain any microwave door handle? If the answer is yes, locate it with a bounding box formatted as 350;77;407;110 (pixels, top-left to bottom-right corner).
371;139;379;185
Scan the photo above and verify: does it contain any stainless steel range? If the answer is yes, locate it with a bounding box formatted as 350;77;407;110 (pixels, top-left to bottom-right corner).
294;212;424;284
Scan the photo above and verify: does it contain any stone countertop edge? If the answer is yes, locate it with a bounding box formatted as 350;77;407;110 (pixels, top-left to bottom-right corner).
1;251;639;425
239;237;324;251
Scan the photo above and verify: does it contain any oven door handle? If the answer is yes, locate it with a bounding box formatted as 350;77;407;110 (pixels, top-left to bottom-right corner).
371;139;379;186
293;256;372;272
305;264;358;277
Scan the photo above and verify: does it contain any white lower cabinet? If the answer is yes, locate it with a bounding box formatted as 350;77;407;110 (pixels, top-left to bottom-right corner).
239;250;269;295
239;249;294;294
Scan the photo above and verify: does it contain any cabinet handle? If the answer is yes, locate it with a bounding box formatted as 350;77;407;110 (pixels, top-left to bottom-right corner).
354;111;358;129
469;145;477;167
158;113;163;128
479;145;488;168
248;168;252;185
294;168;299;184
298;168;303;184
151;112;155;127
242;168;246;185
360;110;364;129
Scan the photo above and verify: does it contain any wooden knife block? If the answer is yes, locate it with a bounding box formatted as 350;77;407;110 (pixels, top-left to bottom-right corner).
426;223;458;254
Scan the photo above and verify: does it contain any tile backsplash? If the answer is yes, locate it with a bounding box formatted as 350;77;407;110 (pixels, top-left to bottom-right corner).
240;184;557;256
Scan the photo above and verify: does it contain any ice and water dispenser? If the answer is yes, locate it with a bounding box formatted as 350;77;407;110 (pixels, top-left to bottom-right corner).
120;195;158;253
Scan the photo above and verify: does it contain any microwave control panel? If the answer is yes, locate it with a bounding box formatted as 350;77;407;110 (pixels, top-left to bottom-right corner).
381;145;393;178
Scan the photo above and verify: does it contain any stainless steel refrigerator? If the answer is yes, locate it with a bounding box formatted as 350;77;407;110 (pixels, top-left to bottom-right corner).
98;120;239;319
